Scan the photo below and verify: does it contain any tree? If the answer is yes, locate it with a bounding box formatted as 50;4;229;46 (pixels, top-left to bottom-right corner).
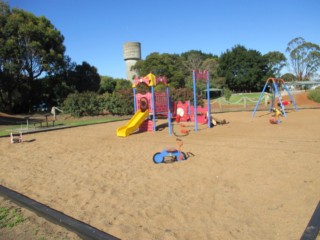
68;61;100;93
42;55;77;107
218;45;269;92
263;51;287;78
133;52;186;88
181;50;217;72
0;2;18;112
99;76;116;94
0;2;66;112
133;51;218;89
286;37;320;81
181;50;205;71
281;73;296;82
5;8;65;81
99;76;131;94
202;58;219;76
181;50;219;90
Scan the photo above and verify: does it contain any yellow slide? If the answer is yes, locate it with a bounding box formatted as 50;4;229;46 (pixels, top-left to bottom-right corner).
116;110;149;137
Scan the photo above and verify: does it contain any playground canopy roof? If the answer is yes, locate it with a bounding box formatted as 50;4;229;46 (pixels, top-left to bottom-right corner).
202;88;223;99
206;88;223;92
132;73;168;88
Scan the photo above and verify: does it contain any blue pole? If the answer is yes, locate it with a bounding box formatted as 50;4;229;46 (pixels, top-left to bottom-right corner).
166;86;171;114
273;82;286;118
283;84;299;111
133;88;137;112
206;71;211;128
252;82;268;117
166;86;172;135
151;86;156;131
168;111;172;135
193;71;198;131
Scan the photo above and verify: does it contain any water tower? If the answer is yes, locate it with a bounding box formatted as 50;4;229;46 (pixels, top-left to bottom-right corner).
123;42;141;82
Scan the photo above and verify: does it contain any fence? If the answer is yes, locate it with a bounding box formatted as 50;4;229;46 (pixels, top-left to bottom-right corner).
210;94;270;113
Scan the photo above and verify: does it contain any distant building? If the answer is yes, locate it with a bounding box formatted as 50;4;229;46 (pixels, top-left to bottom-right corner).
286;81;320;90
123;42;141;82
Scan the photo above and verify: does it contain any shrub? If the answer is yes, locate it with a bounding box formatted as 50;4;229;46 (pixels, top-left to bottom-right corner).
223;87;232;102
63;92;102;117
106;90;134;116
97;93;111;114
308;88;320;103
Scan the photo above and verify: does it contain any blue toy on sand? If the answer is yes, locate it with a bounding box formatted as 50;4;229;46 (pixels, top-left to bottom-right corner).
153;138;192;164
153;148;187;164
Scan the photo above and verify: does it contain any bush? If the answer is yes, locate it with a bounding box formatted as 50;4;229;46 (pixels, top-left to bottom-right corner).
97;93;111;113
62;90;134;117
106;90;134;116
62;92;102;117
223;87;232;102
308;88;320;103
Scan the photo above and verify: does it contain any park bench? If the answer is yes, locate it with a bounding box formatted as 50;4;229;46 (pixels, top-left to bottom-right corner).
32;114;55;128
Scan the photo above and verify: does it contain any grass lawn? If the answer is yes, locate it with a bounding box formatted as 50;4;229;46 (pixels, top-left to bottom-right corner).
217;92;271;105
0;115;128;137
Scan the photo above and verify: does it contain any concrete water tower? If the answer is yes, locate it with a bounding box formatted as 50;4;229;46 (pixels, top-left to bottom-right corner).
123;42;141;82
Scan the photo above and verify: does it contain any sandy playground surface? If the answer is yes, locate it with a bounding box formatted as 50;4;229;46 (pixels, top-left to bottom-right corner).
1;106;320;240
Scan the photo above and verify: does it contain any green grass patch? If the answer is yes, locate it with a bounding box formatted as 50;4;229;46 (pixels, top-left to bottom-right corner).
0;116;128;137
229;92;266;101
217;92;270;105
0;125;26;137
0;206;25;228
65;118;121;127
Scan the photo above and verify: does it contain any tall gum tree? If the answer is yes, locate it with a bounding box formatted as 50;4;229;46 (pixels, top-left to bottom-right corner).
286;37;320;81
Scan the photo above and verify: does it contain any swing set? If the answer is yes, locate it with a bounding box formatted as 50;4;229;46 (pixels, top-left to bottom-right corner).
252;78;299;118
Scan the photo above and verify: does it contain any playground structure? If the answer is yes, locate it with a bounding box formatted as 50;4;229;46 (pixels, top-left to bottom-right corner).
174;70;212;132
175;100;208;124
173;100;209;137
191;70;211;131
116;73;172;137
252;77;299;118
116;70;212;137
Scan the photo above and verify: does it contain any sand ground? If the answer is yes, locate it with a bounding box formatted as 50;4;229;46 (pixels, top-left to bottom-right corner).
0;108;320;240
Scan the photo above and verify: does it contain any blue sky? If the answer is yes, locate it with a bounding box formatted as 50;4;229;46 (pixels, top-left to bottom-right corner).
8;0;320;79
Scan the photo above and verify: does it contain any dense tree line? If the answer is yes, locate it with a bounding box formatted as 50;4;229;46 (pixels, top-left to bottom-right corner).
1;1;319;114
